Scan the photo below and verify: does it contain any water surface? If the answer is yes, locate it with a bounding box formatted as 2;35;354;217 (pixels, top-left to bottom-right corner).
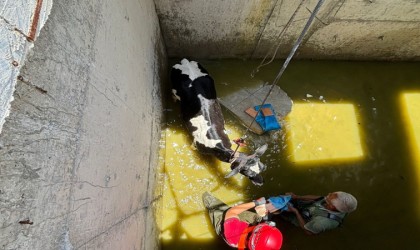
158;59;420;250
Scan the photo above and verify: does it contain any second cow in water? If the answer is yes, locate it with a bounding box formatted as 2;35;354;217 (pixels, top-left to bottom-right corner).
171;58;268;186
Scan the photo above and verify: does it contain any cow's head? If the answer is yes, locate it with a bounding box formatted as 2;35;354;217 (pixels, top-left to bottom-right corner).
225;144;268;186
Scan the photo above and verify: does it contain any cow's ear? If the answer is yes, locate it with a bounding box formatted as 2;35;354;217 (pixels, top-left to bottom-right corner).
249;174;264;186
225;167;241;178
254;144;268;157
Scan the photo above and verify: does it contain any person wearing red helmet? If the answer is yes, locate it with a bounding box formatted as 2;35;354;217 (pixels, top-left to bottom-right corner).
203;192;283;250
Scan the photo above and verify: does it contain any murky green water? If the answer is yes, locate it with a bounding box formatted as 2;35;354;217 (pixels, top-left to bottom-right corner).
160;59;420;250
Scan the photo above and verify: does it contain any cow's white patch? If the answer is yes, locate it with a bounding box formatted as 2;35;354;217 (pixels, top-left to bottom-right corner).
173;59;207;82
197;94;214;112
249;163;260;174
190;115;221;148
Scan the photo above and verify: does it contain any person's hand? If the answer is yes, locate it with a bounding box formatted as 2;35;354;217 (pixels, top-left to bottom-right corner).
255;204;268;217
265;201;277;214
287;203;298;213
253;197;266;206
233;138;246;147
286;192;297;199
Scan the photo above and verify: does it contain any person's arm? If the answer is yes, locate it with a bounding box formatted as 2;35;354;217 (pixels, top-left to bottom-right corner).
287;204;314;235
286;192;322;201
225;198;265;220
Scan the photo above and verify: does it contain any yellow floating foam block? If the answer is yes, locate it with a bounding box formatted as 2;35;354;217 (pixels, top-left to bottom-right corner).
157;175;178;241
180;185;246;240
286;103;364;164
158;124;248;241
400;93;420;212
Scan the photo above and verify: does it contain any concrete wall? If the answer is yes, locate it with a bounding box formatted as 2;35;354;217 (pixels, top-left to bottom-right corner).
0;0;166;249
155;0;420;60
0;0;52;135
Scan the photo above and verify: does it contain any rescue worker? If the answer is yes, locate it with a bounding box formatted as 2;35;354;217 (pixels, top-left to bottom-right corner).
267;191;357;235
203;192;283;250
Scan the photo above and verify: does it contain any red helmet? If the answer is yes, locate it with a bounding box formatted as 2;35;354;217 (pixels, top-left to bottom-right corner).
247;223;283;250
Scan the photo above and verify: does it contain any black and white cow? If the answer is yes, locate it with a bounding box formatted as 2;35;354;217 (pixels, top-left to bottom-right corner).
171;58;268;186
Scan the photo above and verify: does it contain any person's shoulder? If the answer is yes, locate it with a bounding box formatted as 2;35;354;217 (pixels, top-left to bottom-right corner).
223;218;249;243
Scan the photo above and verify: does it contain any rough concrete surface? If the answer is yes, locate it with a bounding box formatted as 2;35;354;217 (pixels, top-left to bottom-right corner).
0;0;166;249
0;0;52;134
155;0;420;60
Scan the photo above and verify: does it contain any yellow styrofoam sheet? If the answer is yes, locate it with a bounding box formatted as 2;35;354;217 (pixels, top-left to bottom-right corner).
286;103;364;163
158;124;248;241
400;93;420;213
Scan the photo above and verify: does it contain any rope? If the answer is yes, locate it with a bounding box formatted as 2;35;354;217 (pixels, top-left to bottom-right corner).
251;0;306;77
231;0;325;157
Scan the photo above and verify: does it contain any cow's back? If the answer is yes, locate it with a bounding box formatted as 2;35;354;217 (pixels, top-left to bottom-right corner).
171;59;232;161
171;59;217;120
